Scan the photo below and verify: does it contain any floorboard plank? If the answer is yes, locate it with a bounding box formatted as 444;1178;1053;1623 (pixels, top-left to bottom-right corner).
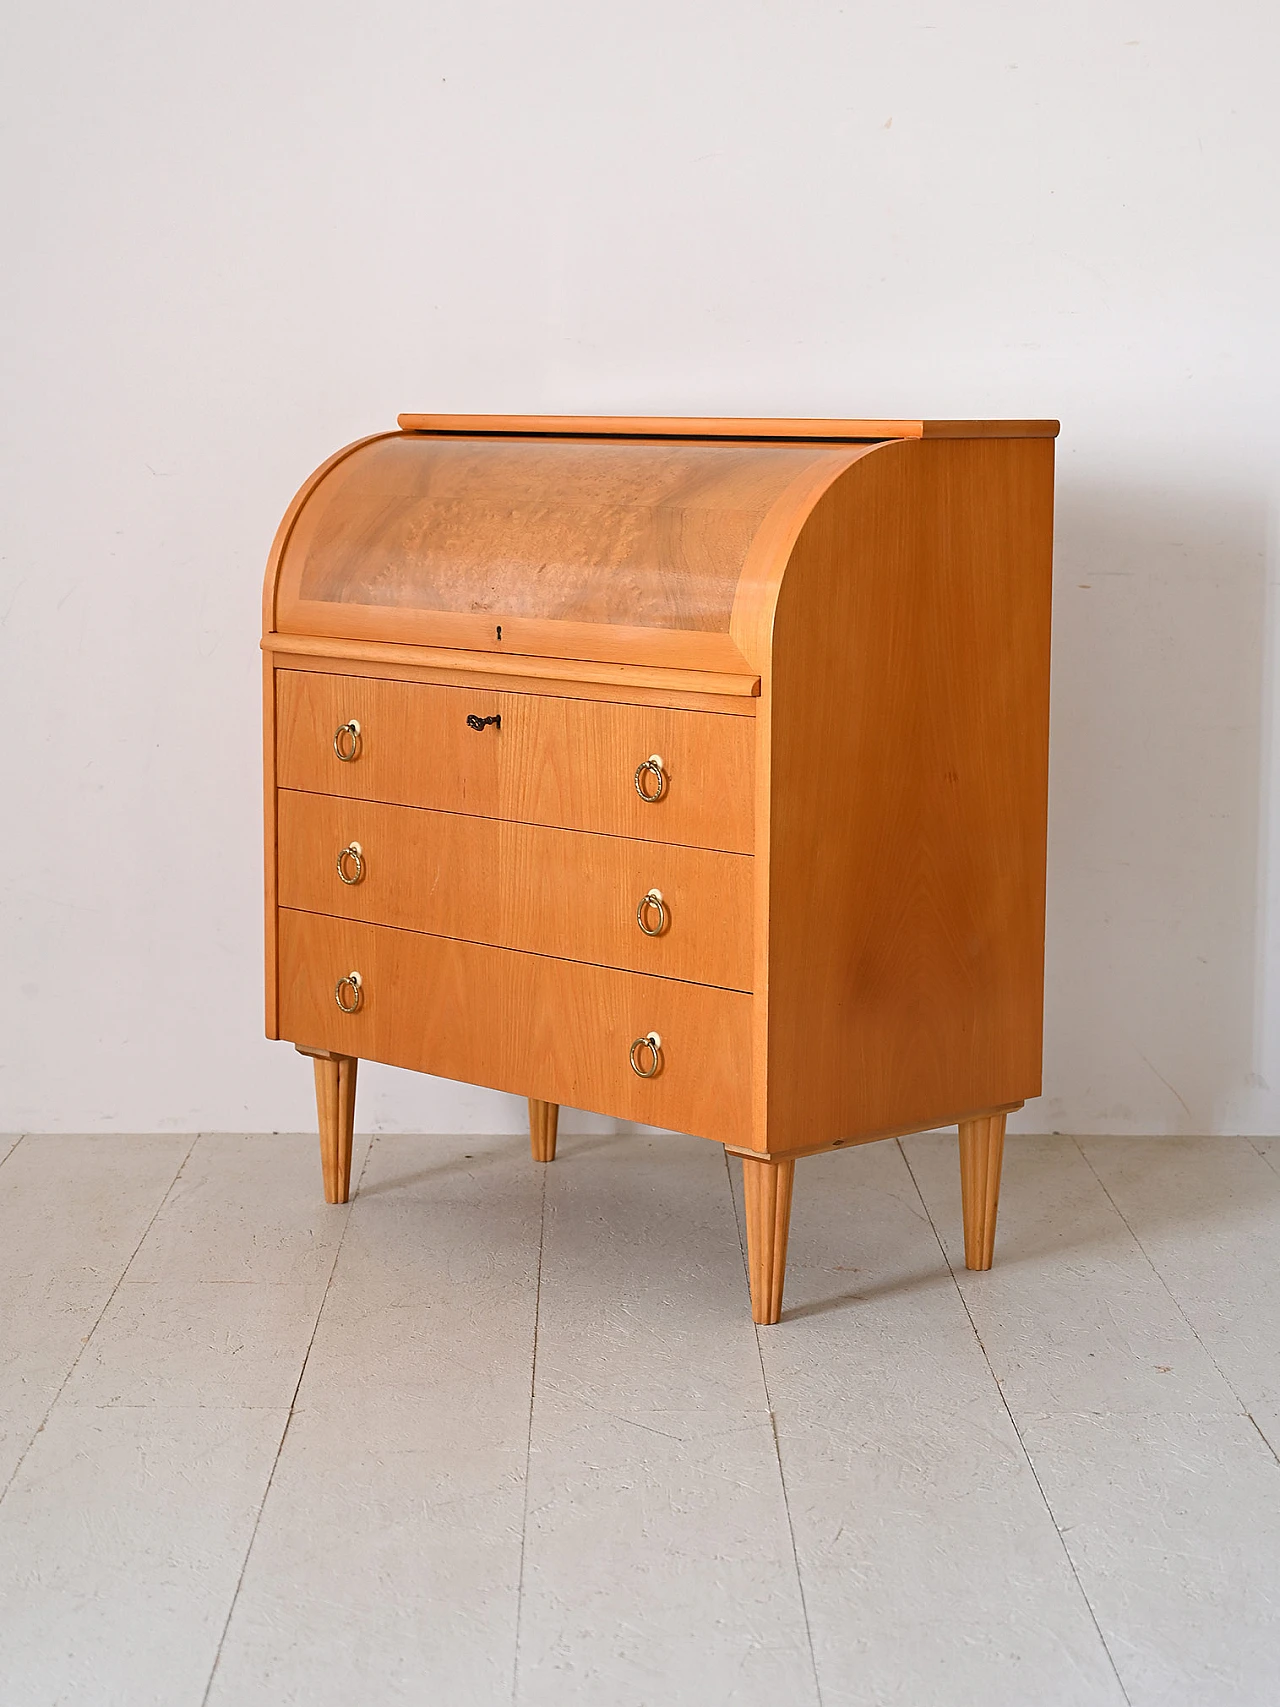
904;1132;1280;1707
206;1134;543;1707
1081;1136;1280;1455
0;1405;288;1707
0;1134;188;1491
516;1134;816;1707
751;1138;1124;1707
4;1132;1277;1704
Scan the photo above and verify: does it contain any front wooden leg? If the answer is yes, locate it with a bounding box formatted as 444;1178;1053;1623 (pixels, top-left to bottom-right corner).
312;1054;357;1204
529;1099;558;1163
958;1112;1006;1270
741;1157;795;1325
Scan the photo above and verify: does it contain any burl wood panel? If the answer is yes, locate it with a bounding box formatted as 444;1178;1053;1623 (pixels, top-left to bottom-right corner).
277;789;754;991
275;670;755;854
760;436;1054;1152
278;909;753;1144
278;434;837;631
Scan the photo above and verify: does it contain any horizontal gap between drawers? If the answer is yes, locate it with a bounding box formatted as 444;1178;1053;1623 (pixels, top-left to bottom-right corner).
275;785;755;859
276;905;754;996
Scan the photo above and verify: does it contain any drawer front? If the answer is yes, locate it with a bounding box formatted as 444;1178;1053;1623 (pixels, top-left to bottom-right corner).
278;790;753;992
276;669;754;853
278;910;753;1145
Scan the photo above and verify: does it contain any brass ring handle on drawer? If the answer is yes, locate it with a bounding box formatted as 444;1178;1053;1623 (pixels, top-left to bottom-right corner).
636;888;666;936
634;754;666;802
333;720;361;761
334;971;363;1013
629;1031;663;1078
335;841;364;885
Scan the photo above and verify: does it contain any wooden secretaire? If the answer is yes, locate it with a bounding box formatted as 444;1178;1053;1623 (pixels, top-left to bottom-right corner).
263;412;1057;1322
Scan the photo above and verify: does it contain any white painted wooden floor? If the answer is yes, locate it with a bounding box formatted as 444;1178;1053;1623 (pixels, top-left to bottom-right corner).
0;1132;1278;1706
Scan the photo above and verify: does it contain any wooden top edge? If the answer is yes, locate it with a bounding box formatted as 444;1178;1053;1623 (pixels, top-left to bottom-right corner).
395;413;1060;441
262;633;762;698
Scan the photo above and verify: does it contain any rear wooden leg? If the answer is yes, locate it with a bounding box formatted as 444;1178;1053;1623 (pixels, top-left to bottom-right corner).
528;1098;558;1163
741;1157;795;1325
959;1112;1006;1270
312;1054;357;1204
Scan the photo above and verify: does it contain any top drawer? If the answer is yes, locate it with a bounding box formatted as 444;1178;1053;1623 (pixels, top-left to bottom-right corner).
275;669;755;853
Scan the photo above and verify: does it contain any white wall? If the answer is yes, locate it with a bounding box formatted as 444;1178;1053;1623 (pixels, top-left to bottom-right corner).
3;2;1278;1135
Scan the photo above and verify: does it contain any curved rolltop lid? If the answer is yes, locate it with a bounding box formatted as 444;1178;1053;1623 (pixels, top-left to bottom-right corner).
268;416;1058;678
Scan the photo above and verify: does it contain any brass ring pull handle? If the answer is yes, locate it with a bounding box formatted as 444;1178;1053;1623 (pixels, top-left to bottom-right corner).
636;888;666;936
466;713;501;732
335;970;363;1013
333;720;361;761
629;1031;663;1078
336;841;364;886
634;754;666;802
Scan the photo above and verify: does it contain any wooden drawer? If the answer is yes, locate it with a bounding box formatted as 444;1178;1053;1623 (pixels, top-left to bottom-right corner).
275;668;754;853
278;910;753;1145
277;790;753;991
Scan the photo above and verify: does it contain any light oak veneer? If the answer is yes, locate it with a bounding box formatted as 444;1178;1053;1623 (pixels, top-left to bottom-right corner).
278;790;752;991
278;910;752;1145
396;413;1060;441
264;413;1056;1323
275;670;754;853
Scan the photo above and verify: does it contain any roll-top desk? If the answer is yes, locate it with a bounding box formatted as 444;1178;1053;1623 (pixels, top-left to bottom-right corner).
263;413;1056;1323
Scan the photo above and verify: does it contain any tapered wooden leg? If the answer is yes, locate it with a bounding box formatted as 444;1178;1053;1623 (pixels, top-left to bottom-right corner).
528;1098;558;1163
959;1112;1006;1270
741;1156;795;1325
312;1054;357;1204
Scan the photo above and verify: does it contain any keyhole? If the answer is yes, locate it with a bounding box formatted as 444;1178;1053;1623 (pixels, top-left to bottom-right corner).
496;625;502;641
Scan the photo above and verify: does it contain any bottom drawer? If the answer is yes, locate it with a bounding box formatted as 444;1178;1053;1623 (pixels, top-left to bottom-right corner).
278;910;753;1145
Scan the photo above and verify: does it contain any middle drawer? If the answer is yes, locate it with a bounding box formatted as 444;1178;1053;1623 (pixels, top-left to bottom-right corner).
277;789;754;991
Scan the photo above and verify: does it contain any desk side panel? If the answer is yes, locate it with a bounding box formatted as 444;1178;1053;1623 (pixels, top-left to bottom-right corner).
263;656;279;1037
763;437;1054;1150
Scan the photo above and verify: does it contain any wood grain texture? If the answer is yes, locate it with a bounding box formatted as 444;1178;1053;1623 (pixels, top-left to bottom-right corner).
276;670;755;854
312;1053;357;1204
728;447;876;673
262;433;397;634
959;1113;1006;1270
262;411;1056;1317
263;658;279;1038
724;1102;1023;1164
278;910;753;1145
277;434;840;632
741;1157;794;1325
264;635;760;705
268;431;892;673
759;436;1054;1152
529;1099;558;1163
396;414;1062;441
272;605;753;674
277;789;753;991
